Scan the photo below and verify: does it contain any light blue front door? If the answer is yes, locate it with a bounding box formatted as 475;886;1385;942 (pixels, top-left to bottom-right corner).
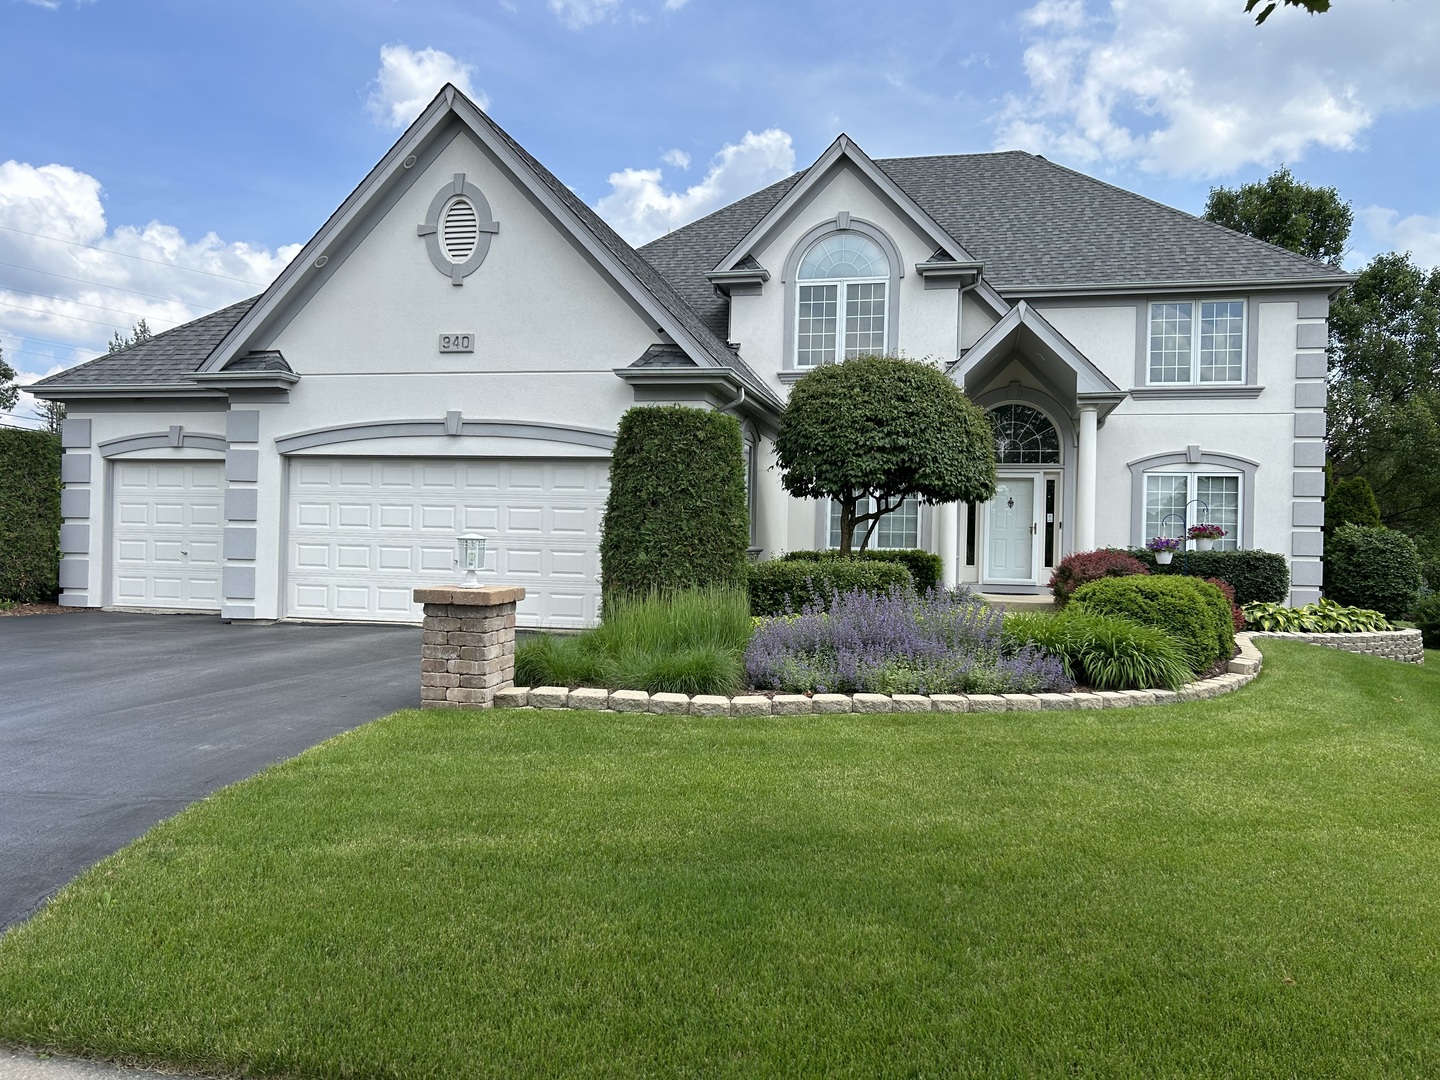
986;476;1036;583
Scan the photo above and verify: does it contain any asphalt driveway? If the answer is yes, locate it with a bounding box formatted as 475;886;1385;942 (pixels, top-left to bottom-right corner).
0;611;417;931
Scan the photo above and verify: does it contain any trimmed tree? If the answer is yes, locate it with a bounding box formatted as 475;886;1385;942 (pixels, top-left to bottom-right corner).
775;355;997;555
0;428;62;602
600;405;750;597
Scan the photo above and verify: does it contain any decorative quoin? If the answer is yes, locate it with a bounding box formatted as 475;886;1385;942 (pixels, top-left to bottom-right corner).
414;585;525;708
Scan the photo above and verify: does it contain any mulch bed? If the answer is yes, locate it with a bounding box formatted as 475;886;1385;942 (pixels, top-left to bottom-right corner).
0;602;92;617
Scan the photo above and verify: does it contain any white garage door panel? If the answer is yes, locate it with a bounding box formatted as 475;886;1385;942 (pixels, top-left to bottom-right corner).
286;458;608;627
111;461;224;611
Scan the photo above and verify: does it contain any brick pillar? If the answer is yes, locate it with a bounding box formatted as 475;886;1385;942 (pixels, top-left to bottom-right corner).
413;586;526;708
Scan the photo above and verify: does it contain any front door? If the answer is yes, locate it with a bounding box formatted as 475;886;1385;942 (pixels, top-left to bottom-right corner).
984;476;1037;584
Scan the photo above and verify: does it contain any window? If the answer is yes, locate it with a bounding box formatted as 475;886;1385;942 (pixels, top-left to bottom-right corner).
742;440;756;546
990;404;1060;464
829;495;919;550
796;234;889;367
1148;300;1245;384
1144;473;1240;550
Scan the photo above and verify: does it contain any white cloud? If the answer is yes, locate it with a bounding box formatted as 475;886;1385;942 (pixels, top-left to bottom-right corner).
1356;206;1440;270
366;44;485;130
996;0;1440;177
595;129;795;245
662;0;689;9
659;148;691;169
548;0;621;29
0;160;299;423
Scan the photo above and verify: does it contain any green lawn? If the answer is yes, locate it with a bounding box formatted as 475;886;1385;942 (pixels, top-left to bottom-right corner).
2;641;1439;1078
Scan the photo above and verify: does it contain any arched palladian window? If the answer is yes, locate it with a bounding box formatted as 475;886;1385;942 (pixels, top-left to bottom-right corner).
989;403;1061;464
796;233;890;367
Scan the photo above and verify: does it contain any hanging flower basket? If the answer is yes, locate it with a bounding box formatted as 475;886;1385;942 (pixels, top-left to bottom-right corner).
1188;523;1226;551
1146;536;1181;564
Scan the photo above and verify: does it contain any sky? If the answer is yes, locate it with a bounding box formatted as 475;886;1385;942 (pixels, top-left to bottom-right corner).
4;0;1440;427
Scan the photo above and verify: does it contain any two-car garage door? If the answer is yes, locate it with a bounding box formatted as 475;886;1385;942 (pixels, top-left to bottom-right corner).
286;457;608;627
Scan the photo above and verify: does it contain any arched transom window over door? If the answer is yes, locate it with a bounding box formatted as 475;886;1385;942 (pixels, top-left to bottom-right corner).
796;233;890;367
990;404;1061;464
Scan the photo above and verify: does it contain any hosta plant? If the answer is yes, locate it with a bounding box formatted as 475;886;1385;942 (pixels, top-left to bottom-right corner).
1242;598;1393;633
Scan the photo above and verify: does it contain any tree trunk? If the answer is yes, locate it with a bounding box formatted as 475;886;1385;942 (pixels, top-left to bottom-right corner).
838;496;857;556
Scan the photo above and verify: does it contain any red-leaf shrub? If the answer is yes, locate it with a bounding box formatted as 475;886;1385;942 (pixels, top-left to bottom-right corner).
1204;576;1246;632
1049;549;1149;607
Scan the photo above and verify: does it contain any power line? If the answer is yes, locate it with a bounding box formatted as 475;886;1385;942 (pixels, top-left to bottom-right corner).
0;223;272;286
0;299;132;332
0;328;107;352
0;285;180;325
0;259;217;310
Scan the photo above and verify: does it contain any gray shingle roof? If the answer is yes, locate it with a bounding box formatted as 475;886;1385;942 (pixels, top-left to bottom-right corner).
30;297;258;388
639;149;1347;326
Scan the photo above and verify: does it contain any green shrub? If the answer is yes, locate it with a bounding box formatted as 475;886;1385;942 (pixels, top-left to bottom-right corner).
1243;598;1393;633
1049;549;1149;606
1071;575;1234;676
1325;475;1382;530
1004;609;1192;692
1129;548;1290;606
746;558;912;617
515;587;751;695
1412;593;1440;649
0;428;61;603
1325;524;1423;619
600;406;750;596
781;548;943;593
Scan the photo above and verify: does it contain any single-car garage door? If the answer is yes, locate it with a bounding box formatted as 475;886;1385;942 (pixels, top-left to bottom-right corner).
286;457;608;627
111;461;224;610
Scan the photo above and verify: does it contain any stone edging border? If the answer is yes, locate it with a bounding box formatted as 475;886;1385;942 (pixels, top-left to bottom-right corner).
494;633;1268;715
1248;627;1423;664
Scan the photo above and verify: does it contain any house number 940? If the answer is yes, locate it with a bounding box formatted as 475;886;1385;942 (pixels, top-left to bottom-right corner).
439;333;475;353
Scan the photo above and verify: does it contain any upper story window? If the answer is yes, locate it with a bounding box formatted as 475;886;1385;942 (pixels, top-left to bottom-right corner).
796;233;890;367
1148;300;1245;384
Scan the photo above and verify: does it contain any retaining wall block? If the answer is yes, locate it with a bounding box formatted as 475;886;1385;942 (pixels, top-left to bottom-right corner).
1001;694;1042;711
889;694;934;713
772;694;815;716
966;694;1007;713
1149;689;1179;705
529;686;569;710
493;687;530;708
1120;690;1157;706
568;688;609;711
928;694;969;713
1096;692;1132;708
1035;693;1077;711
609;690;650;713
731;695;772;717
1070;693;1104;709
851;693;894;714
649;692;691;715
811;693;854;713
689;695;732;718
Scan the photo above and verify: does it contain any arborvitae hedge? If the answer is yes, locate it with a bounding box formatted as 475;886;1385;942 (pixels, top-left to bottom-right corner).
1325;524;1423;619
1128;548;1290;606
1325;476;1382;531
600;406;750;597
0;428;62;602
747;558;913;617
781;548;944;593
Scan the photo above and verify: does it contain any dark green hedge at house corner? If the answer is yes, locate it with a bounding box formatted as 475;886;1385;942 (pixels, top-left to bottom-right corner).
0;428;62;603
1325;524;1423;620
1128;547;1290;606
782;548;944;593
600;406;751;597
747;558;913;617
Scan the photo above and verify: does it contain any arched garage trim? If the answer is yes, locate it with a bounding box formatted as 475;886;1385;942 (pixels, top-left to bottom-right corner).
275;418;617;454
98;430;228;458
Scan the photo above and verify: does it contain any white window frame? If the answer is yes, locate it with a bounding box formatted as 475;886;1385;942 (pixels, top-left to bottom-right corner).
794;235;890;368
1143;470;1243;552
828;494;920;551
1147;299;1247;386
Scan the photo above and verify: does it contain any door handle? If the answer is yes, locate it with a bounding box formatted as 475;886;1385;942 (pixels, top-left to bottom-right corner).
1030;523;1037;535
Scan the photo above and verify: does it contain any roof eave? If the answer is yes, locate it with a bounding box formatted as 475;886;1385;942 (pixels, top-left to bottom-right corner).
26;382;228;401
996;275;1356;299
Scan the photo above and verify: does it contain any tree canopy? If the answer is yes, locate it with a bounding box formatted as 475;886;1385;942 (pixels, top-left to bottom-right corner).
0;343;17;414
108;318;152;354
1245;0;1331;24
1328;252;1440;545
775;355;996;556
1203;167;1352;266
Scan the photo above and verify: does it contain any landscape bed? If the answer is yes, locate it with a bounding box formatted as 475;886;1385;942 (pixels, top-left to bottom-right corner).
2;640;1440;1078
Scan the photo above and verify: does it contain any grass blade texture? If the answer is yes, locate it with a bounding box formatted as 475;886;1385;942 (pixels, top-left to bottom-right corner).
2;642;1439;1078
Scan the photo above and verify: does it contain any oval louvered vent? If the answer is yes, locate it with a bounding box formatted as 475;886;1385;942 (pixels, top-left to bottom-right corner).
441;197;479;263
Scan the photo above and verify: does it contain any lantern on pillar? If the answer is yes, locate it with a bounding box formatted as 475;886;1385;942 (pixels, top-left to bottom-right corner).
456;534;487;586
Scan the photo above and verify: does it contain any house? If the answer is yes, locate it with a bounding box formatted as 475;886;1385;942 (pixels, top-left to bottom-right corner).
31;85;1348;627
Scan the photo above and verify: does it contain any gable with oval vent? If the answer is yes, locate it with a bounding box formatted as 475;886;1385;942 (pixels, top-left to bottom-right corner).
417;173;499;284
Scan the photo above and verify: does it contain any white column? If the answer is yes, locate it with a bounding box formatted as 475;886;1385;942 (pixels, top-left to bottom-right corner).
937;501;959;588
1075;404;1099;552
756;438;788;558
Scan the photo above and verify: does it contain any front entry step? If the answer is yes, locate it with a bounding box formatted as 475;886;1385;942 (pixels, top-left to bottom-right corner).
975;592;1055;611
